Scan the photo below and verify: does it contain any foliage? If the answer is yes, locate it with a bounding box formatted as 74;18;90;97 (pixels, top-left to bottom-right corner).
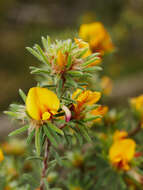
2;23;143;190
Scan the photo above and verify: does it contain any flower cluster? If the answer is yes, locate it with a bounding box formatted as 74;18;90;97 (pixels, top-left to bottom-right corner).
3;22;143;190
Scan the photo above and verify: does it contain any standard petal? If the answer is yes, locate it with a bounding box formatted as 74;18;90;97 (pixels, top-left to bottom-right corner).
26;87;41;120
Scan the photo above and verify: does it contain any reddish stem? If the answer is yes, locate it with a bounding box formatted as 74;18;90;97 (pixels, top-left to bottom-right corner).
40;138;51;190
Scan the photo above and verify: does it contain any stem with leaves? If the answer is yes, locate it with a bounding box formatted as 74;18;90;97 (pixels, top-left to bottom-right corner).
40;138;51;190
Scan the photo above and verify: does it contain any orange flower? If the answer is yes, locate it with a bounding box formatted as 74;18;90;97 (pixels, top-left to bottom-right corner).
0;148;4;162
109;139;136;171
72;89;101;119
79;22;114;55
72;89;101;106
113;130;128;142
101;76;113;95
91;105;108;122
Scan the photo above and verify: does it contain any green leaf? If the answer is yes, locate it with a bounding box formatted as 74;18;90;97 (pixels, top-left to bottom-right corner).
43;125;58;147
48;126;61;143
77;47;89;58
26;47;43;62
34;44;50;66
84;104;100;112
41;36;49;51
78;82;88;86
82;73;92;78
82;57;100;67
62;96;76;104
66;76;77;88
35;127;41;156
74;131;83;146
19;89;27;102
67;70;83;77
83;66;102;72
66;54;72;69
54;112;65;117
78;124;92;142
84;115;102;122
8;125;29;136
26;129;35;145
26;156;43;161
51;149;62;166
4;111;18;117
47;36;51;46
47;122;64;136
43;178;50;189
63;130;72;147
57;78;63;98
84;52;100;61
30;66;50;74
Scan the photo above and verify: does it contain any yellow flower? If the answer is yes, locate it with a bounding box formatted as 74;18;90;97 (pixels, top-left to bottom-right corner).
130;95;143;121
72;89;101;119
0;148;4;162
113;130;128;142
26;87;60;121
72;89;101;106
74;38;101;66
101;76;113;95
109;139;136;171
2;139;26;156
79;22;114;55
91;105;108;122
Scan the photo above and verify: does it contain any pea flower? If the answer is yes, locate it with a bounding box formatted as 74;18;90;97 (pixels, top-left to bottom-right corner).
0;148;4;162
109;138;136;171
113;130;128;142
79;22;114;55
26;87;60;121
91;105;108;122
72;89;101;107
130;94;143;123
72;89;101;119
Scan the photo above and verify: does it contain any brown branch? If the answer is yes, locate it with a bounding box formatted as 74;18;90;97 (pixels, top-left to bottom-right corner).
128;122;141;137
40;138;51;190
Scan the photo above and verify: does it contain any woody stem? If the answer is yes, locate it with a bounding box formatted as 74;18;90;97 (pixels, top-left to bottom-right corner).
128;122;141;137
40;138;51;190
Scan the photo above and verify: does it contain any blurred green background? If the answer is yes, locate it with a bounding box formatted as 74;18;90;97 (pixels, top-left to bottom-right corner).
0;0;143;111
